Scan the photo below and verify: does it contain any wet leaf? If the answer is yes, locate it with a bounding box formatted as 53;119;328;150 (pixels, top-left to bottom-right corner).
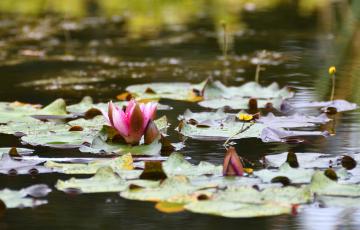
0;153;53;175
288;99;358;112
45;153;141;179
163;153;222;177
254;163;314;184
258;113;330;128
184;201;291;218
120;176;214;203
264;152;330;168
0;185;49;209
125;80;208;102
311;171;360;196
56;167;129;193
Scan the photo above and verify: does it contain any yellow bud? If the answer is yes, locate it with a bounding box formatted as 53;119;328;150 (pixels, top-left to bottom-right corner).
328;66;336;75
237;113;253;121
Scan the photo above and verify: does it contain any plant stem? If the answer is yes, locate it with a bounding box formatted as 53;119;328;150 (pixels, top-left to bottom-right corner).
330;74;336;101
221;22;228;59
255;64;261;83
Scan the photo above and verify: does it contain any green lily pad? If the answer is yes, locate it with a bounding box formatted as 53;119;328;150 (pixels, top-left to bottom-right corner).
120;176;214;203
198;97;284;110
67;96;171;116
318;196;360;208
254;163;314;184
56;167;159;194
0;185;50;209
79;133;162;155
178;120;265;140
45;153;142;179
163;153;222;177
184;200;291;218
311;171;360;196
0;99;74;124
125;80;208;102
264;152;331;168
214;185;312;205
126;80;293;103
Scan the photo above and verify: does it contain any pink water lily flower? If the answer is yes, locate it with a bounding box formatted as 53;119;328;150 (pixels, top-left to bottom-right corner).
102;100;158;145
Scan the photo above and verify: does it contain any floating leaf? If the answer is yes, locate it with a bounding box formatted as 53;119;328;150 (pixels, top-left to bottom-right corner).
257;113;330;128
260;127;328;143
198;97;284;110
184;200;291;218
311;171;360;196
45;153;141;179
0;147;34;157
126;80;293;104
215;185;312;205
0;185;50;209
56;167;129;193
163;153;222;177
0;153;52;175
254;163;314;184
288;99;358;112
264;152;329;168
120;176;214;203
125;80;208;102
178;119;265;141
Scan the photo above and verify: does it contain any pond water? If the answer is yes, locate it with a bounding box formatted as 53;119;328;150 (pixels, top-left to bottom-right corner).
0;0;360;229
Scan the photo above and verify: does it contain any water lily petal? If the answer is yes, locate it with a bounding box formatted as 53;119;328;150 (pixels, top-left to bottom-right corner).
128;103;145;144
112;107;129;137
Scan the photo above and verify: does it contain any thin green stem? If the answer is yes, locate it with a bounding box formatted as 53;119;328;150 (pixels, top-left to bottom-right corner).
221;22;228;59
330;74;336;101
224;122;255;149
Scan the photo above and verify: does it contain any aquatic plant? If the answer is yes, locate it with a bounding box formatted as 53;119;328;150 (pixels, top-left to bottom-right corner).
102;100;158;145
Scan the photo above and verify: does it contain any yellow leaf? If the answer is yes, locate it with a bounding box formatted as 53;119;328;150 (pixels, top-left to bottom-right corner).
120;153;134;170
116;92;133;101
187;91;204;102
155;202;185;213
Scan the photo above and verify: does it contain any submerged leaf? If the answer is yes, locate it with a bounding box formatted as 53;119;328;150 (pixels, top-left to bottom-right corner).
155;202;185;213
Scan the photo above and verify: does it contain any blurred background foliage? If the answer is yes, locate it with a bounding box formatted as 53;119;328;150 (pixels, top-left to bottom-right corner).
0;0;359;106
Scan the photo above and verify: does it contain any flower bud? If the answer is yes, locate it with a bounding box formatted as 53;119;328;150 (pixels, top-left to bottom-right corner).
144;120;160;144
328;66;336;75
223;147;244;176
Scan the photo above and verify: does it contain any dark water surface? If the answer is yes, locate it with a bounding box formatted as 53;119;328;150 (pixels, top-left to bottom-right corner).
0;1;360;229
